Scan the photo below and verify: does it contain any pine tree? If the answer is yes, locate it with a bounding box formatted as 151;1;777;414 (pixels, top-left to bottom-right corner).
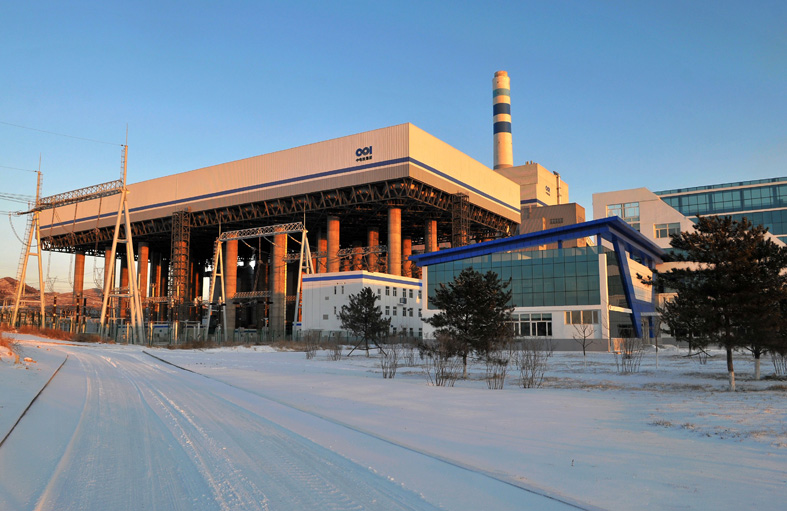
425;268;513;378
338;287;391;355
657;216;787;390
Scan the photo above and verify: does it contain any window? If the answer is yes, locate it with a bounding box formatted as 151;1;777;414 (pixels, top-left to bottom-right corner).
564;310;599;324
509;313;553;337
393;288;397;297
409;308;413;317
322;314;329;320
334;286;337;295
393;307;397;316
607;202;640;231
333;306;337;315
341;285;344;294
409;289;413;299
549;218;564;225
385;305;390;315
418;308;422;318
418;290;422;299
385;286;390;296
377;288;381;296
654;223;681;239
392;326;396;334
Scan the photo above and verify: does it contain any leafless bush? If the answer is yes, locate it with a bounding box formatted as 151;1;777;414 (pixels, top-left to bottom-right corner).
380;343;400;378
615;336;645;373
514;338;549;388
772;351;787;376
328;339;343;361
419;334;462;387
0;337;21;364
485;351;509;389
303;330;319;359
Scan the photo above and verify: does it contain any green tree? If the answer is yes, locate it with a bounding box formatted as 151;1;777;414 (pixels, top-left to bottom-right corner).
425;267;514;378
338;287;391;356
656;216;787;390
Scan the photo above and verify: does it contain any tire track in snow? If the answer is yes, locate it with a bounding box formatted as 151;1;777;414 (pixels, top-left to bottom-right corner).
127;354;441;510
144;350;601;511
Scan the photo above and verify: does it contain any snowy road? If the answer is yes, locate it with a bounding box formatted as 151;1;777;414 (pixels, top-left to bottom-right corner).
0;343;583;511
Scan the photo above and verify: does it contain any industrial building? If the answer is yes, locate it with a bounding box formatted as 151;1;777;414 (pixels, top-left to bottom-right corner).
410;217;665;348
21;69;581;342
38;123;527;337
593;177;787;250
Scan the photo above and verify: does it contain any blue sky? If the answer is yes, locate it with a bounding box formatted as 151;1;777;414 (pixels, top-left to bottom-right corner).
1;0;785;290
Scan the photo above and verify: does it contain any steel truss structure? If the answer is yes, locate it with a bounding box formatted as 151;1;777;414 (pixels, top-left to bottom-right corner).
41;178;518;256
206;222;313;339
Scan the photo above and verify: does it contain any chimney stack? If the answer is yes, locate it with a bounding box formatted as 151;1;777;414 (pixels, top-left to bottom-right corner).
493;70;513;169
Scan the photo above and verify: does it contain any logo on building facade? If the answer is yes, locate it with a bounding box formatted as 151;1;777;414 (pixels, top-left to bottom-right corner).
355;146;373;162
545;185;551;196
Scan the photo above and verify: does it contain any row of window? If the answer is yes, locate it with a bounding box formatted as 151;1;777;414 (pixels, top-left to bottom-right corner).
379;287;421;299
507;313;553;337
383;306;420;318
564;310;600;325
661;184;787;217
607;202;640;231
654;222;681;239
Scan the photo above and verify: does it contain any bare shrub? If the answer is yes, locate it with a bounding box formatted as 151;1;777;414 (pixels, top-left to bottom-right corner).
0;337;21;364
614;336;645;373
328;339;343;361
166;338;216;350
485;351;509;389
514;338;549;388
419;335;462;387
401;340;417;367
303;330;319;359
772;351;787;376
380;343;400;378
73;333;110;344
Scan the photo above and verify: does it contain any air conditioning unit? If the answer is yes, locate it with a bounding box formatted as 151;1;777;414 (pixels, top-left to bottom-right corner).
399;297;407;304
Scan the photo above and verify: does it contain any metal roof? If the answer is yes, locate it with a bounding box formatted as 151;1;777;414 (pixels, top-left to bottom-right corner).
409;216;666;267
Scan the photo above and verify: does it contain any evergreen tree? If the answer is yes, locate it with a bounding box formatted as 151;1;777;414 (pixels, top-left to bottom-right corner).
338;287;391;355
425;267;513;378
657;216;787;390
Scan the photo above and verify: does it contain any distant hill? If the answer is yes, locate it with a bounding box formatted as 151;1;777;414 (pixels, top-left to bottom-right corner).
0;277;103;309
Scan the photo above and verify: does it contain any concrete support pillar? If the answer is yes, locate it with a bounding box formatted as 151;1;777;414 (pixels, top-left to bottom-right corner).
270;231;287;337
256;251;268;329
318;236;327;273
402;236;412;278
137;243;149;299
119;253;129;319
388;207;402;276
224;240;238;332
425;219;438;253
73;251;85;297
194;264;203;302
367;227;379;272
104;248;114;292
352;241;363;271
327;216;340;273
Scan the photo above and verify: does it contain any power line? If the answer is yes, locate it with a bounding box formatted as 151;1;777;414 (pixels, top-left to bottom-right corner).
0;164;38;173
0;120;123;147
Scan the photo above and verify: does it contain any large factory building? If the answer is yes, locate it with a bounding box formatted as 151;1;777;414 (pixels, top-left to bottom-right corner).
39;123;527;336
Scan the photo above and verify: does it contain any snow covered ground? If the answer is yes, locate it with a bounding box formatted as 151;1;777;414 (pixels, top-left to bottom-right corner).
1;335;785;510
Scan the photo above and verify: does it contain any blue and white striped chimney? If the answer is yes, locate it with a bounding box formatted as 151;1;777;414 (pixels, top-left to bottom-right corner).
493;70;513;169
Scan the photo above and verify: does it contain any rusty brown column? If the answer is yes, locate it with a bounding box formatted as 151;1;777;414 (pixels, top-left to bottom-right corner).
137;243;149;300
402;236;412;278
73;251;85;297
318;236;327;273
367;227;379;272
388;207;401;276
270;230;287;337
224;240;238;333
327;216;340;273
425;219;438;253
119;252;129;318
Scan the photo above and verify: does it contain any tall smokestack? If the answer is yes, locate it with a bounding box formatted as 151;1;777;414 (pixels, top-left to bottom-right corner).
493;70;513;169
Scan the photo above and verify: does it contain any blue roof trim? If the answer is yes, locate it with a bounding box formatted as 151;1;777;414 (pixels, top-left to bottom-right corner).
303;273;422;287
42;156;520;229
409;217;665;267
521;198;549;207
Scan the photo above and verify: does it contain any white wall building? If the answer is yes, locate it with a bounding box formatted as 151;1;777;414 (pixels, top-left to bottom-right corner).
300;271;423;338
